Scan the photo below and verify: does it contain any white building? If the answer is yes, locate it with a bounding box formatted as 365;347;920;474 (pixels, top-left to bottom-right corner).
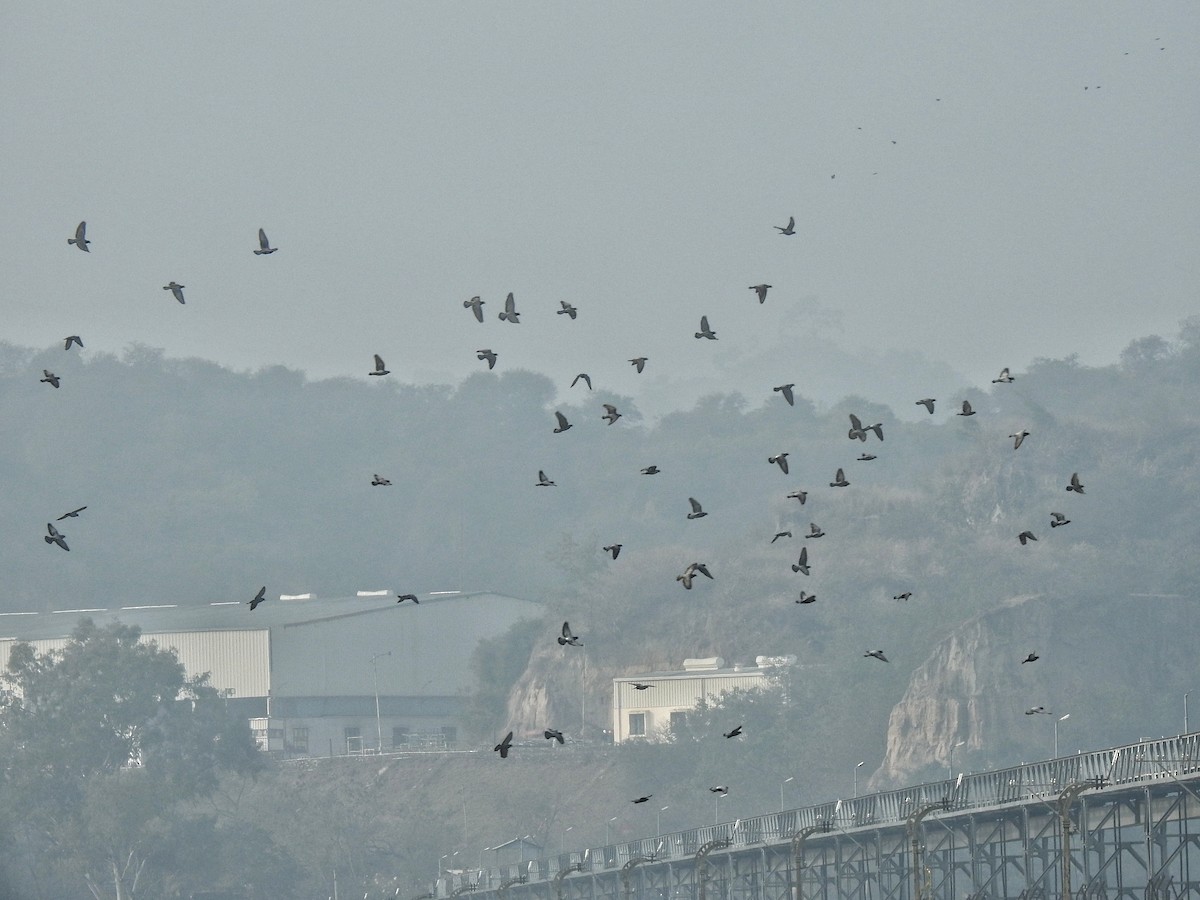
0;591;541;757
611;655;794;743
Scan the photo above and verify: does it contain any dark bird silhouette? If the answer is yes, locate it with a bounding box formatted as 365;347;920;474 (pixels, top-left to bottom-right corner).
41;370;60;388
1050;512;1070;528
687;497;707;519
957;400;975;416
396;593;419;604
632;795;653;803
868;423;884;441
44;523;69;551
629;357;648;373
163;282;186;304
695;315;717;340
640;465;660;475
371;475;391;486
632;683;654;690
253;228;277;255
787;489;808;504
774;216;796;235
494;731;514;758
602;403;622;425
557;301;577;319
749;284;771;303
848;414;867;441
806;522;825;538
558;621;582;646
769;453;790;474
544;728;565;744
796;591;816;604
68;221;90;251
248;586;267;611
1025;706;1049;715
536;470;556;486
774;383;795;406
553;411;572;433
499;292;521;323
858;453;876;461
63;335;83;350
477;349;497;369
464;295;485;322
57;507;86;520
829;468;849;487
1010;429;1030;450
710;785;729;794
690;562;714;580
1022;653;1039;664
791;547;810;575
723;725;743;739
571;373;592;390
603;544;622;559
894;592;912;602
864;650;889;662
1066;473;1085;494
369;354;390;376
771;531;792;544
1018;531;1037;545
916;398;936;414
992;367;1015;384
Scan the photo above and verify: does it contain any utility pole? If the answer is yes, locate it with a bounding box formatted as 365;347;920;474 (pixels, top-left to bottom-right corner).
371;650;392;753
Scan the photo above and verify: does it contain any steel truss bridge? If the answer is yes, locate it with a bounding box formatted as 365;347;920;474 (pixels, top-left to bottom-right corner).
446;732;1200;900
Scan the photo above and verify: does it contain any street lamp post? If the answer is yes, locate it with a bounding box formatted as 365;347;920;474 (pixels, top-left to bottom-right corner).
371;650;392;754
714;792;728;825
657;806;669;837
780;776;794;812
1186;691;1193;734
948;740;965;779
1055;714;1070;758
561;825;573;855
606;817;618;845
439;855;449;882
853;761;865;798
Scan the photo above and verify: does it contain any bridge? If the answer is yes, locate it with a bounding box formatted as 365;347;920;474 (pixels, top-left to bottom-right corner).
441;731;1200;900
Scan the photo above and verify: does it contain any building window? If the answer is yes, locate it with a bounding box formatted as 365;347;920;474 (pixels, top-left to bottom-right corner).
291;727;309;755
344;726;362;754
628;713;646;737
670;711;687;732
392;726;409;748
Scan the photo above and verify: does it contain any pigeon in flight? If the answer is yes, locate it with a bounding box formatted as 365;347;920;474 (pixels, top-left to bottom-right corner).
41;370;60;388
723;725;743;739
253;228;277;255
162;282;186;304
44;523;69;551
602;404;622;425
771;531;792;544
791;547;809;575
806;522;825;538
695;316;717;340
371;475;391;486
829;468;849;487
749;284;771;303
1010;429;1030;450
640;465;661;475
57;507;87;520
632;795;653;804
769;453;790;474
68;221;90;251
1025;706;1049;715
1018;531;1037;545
464;296;485;322
689;562;714;580
957;401;976;417
553;411;573;433
893;592;912;602
1050;512;1070;528
774;216;796;235
858;453;876;461
848;414;868;441
369;355;390;376
677;569;696;590
795;591;816;604
571;373;592;390
992;367;1015;384
477;349;497;369
686;497;707;519
247;587;267;611
494;731;514;758
557;301;578;319
632;683;654;691
558;621;582;646
498;292;521;323
63;335;83;351
787;490;808;504
603;544;622;559
774;384;795;406
629;357;648;373
1021;652;1039;664
396;593;419;604
864;650;889;662
544;728;565;744
916;398;936;414
1066;473;1085;494
536;470;556;486
710;785;729;795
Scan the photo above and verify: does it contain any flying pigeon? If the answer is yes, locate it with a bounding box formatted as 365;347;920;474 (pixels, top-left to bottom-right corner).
864;650;889;662
632;683;654;691
396;593;419;604
498;292;521;323
602;404;622;425
464;296;485;322
916;398;935;413
557;301;577;319
571;373;592;390
41;370;60;388
695;316;717;340
787;490;808;504
63;335;83;350
68;221;90;251
723;725;743;739
858;453;876;461
253;228;277;255
544;728;565;744
868;423;884;441
494;731;514;758
248;586;267;611
57;507;86;520
686;497;707;519
893;591;912;601
1010;429;1030;450
957;401;975;416
553;411;572;433
791;547;810;574
848;414;868;441
677;569;695;590
709;786;729;794
1025;706;1049;715
1050;512;1070;528
749;284;771;303
558;621;582;646
1021;653;1039;664
629;357;648;373
477;349;497;369
371;475;391;486
992;367;1015;384
769;453;790;474
689;562;714;580
1018;531;1037;545
795;591;816;604
163;282;186;304
774;384;795;406
774;216;796;235
44;523;69;551
603;544;622;559
536;470;556;486
771;531;792;544
806;522;825;538
1066;473;1085;494
829;468;849;487
640;465;660;475
369;355;389;376
632;795;653;804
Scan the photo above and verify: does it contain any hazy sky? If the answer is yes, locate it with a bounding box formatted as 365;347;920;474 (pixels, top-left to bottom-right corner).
3;3;1197;418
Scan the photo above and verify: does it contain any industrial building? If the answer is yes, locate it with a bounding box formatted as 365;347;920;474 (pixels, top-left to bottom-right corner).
610;655;794;743
0;590;541;757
